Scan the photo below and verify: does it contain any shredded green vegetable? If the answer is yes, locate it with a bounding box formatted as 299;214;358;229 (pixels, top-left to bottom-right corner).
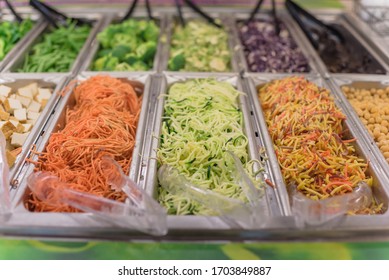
157;79;254;215
18;21;90;72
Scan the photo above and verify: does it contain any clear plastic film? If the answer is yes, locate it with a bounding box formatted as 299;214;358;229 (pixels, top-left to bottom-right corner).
27;156;167;236
0;131;11;221
158;151;267;228
289;182;374;228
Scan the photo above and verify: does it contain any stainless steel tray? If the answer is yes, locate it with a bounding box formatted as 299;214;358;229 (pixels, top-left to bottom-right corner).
328;74;389;183
159;13;240;73
291;12;389;77
0;17;46;72
78;13;168;74
0;73;69;184
230;12;320;74
245;73;389;231
1;13;105;75
6;72;152;233
142;72;279;233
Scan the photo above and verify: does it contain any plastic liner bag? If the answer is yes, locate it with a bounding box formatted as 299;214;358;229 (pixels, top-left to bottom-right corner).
289;182;373;228
158;151;268;228
0;131;11;222
27;156;167;236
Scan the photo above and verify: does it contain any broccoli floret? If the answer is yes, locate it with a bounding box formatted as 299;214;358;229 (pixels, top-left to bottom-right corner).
136;41;156;62
168;53;186;71
93;55;119;71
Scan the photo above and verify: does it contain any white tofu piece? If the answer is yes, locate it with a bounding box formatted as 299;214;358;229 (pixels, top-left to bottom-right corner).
22;123;33;132
36;88;52;105
15;95;32;108
27;111;40;121
18;83;38;99
0;110;10;121
0;96;5;103
0;85;12;98
9;119;19;128
11;132;29;147
10;94;16;99
26;119;37;125
4;98;22;113
14;108;27;122
27;100;41;113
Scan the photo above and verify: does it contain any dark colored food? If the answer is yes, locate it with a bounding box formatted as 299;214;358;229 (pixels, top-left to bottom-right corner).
313;24;385;74
239;19;310;73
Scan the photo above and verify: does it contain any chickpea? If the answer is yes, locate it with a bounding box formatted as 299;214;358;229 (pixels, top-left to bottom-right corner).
342;86;349;93
382;145;389;153
377;89;385;96
384;151;389;159
381;120;388;127
381;126;388;134
364;112;371;119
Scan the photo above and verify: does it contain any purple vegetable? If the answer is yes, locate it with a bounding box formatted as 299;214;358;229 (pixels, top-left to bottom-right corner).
239;19;310;73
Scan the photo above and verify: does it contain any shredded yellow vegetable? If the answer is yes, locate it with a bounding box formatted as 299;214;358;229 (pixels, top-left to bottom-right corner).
258;76;382;214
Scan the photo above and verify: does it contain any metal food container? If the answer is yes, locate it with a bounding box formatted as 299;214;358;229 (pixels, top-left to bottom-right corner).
5;72;153;237
1;13;106;75
142;72;281;234
0;73;69;183
329;74;389;184
159;14;240;73
290;12;389;77
342;10;389;67
230;12;320;74
245;73;389;232
0;15;46;72
78;12;168;74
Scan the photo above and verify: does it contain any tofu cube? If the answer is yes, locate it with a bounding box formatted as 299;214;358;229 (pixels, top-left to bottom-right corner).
14;108;27;122
27;111;40;121
0;121;16;139
0;85;12;98
9;119;19;128
28;100;41;113
11;132;29;147
22;123;33;132
4;98;22;114
26;119;37;125
0;110;10;121
36;88;52;106
15;95;32;108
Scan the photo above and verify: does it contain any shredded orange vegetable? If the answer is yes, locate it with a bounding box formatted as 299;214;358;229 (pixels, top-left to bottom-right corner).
26;75;142;212
258;77;382;213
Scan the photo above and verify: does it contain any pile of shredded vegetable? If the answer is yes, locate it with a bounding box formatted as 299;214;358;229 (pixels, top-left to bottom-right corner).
258;76;382;214
27;75;141;212
157;79;254;215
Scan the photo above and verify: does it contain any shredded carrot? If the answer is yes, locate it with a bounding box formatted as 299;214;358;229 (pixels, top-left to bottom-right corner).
26;75;142;212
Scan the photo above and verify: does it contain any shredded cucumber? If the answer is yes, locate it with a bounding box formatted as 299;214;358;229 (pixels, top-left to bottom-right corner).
157;79;253;215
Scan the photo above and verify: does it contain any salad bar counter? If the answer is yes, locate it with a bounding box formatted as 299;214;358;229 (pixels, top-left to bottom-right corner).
1;1;389;243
